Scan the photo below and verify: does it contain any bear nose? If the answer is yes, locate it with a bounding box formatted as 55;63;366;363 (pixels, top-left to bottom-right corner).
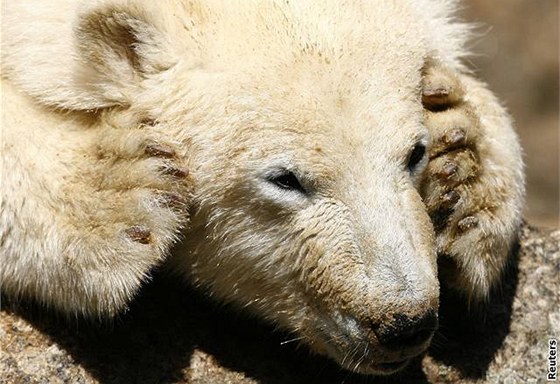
373;311;438;349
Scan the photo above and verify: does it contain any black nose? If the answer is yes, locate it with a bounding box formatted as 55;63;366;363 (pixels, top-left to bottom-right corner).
374;311;438;349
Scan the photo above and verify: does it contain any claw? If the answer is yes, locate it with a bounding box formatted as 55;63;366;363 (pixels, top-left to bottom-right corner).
457;216;479;232
440;190;461;210
437;162;458;180
442;128;467;149
158;192;187;208
422;87;451;111
139;118;157;127
164;167;189;178
146;143;176;158
125;225;152;244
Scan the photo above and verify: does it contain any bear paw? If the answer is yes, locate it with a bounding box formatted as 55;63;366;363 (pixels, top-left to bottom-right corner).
58;119;193;315
420;61;524;302
86;121;192;251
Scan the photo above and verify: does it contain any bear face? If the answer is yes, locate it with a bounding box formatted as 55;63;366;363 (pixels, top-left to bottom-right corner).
129;3;441;373
166;69;440;374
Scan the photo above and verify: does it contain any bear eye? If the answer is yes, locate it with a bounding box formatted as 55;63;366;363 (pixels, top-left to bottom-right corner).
268;170;306;194
407;143;426;171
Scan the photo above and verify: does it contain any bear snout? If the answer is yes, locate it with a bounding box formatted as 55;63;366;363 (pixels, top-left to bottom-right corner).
372;310;438;350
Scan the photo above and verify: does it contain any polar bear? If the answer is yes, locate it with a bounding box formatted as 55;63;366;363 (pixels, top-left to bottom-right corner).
1;0;524;375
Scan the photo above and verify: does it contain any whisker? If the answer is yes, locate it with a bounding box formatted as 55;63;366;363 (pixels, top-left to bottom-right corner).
279;335;306;345
347;344;361;372
352;341;368;372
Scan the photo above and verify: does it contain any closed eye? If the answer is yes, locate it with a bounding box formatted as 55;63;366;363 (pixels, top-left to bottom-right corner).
267;170;307;194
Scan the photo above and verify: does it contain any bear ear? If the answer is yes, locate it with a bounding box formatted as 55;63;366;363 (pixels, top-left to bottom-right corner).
70;5;175;110
3;2;176;111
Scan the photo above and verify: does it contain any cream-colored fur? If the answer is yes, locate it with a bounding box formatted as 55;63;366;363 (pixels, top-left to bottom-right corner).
0;0;524;375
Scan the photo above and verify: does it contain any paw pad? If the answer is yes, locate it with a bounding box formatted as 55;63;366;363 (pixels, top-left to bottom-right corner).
125;225;152;244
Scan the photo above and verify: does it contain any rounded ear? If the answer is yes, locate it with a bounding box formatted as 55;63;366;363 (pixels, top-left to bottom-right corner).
75;6;176;109
2;2;176;110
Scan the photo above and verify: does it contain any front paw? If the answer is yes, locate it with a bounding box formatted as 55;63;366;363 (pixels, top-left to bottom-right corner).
61;120;193;316
89;121;192;250
420;62;525;302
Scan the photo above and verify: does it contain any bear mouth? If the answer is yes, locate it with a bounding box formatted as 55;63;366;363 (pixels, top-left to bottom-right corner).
306;314;431;375
308;333;426;375
366;358;412;375
338;353;418;375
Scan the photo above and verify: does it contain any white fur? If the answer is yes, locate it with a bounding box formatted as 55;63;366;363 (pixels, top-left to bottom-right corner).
1;0;524;375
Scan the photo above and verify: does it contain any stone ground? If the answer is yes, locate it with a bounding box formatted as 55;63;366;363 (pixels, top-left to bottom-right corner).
1;224;558;384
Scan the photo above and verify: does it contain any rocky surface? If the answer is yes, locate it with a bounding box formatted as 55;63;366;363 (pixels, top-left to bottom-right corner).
1;224;558;384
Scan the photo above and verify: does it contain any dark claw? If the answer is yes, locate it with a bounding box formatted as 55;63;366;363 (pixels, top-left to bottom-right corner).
159;192;186;208
140;118;157;127
146;143;176;158
457;216;479;232
162;166;189;178
440;190;461;210
437;162;458;180
422;88;451;111
125;225;152;244
442;128;467;149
